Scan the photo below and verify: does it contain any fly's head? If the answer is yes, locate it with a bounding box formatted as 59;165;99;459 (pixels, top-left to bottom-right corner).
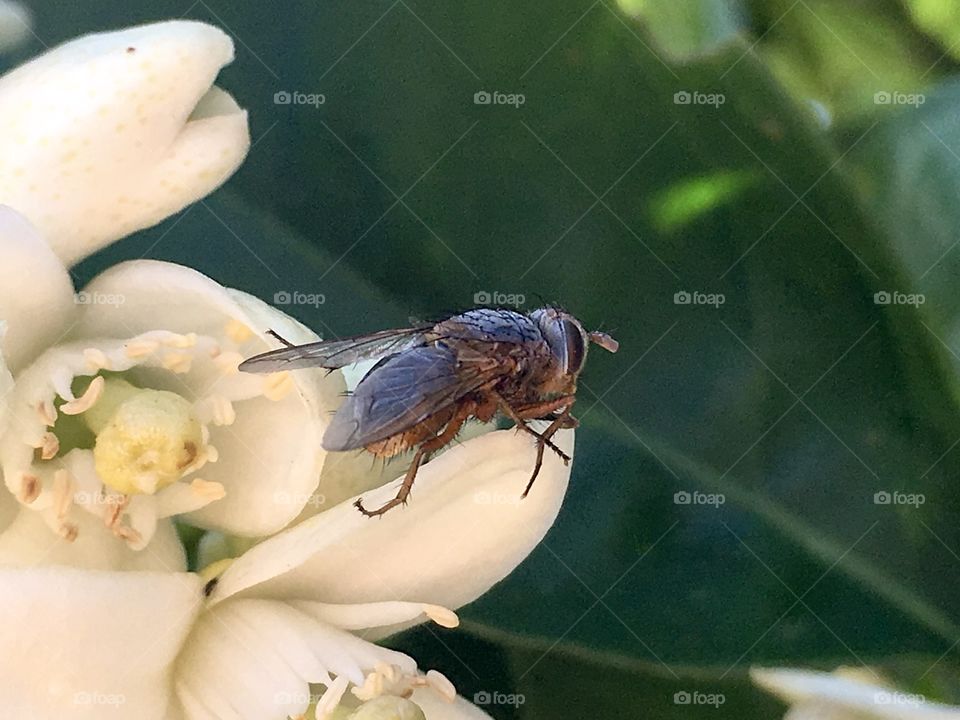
529;307;619;394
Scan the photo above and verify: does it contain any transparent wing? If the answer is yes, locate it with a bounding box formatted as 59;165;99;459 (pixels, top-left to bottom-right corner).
238;327;428;373
323;345;508;451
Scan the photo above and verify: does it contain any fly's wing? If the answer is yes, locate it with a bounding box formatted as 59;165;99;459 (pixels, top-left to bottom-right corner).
238;327;428;373
323;345;509;451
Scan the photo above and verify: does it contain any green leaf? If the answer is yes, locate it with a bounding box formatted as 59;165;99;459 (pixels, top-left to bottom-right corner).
616;0;747;59
905;0;960;62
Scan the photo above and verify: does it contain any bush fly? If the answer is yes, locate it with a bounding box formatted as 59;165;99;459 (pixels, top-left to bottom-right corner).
240;307;618;516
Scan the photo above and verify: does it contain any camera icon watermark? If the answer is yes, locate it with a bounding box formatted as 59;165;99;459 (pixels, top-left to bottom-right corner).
674;490;725;508
674;290;725;308
673;90;725;107
874;690;925;707
473;290;526;307
274;90;326;109
873;290;924;306
273;290;326;308
74;291;125;307
673;690;725;707
473;690;525;707
473;90;525;108
873;490;925;508
873;90;925;107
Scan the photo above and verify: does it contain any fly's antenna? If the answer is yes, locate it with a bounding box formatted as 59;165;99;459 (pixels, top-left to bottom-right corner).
588;331;619;353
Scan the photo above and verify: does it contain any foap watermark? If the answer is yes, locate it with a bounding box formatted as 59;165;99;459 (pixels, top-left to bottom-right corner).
873;290;924;307
474;490;522;506
674;290;725;308
473;691;525;708
874;691;925;708
74;291;125;307
274;90;326;108
274;691;322;706
74;691;126;707
273;490;326;508
874;91;925;108
473;290;525;307
274;290;325;307
673;690;725;707
674;490;725;508
874;490;925;508
74;492;128;509
474;90;525;108
673;90;725;107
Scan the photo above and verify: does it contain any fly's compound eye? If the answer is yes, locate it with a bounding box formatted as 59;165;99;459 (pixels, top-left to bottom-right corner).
562;318;586;375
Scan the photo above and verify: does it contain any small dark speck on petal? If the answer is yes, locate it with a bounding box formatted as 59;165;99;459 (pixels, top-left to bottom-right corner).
203;577;218;597
126;47;136;54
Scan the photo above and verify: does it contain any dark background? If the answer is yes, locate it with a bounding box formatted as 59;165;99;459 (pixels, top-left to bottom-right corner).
9;0;960;716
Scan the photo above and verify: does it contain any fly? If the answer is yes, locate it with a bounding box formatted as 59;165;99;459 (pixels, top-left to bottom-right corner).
239;307;619;516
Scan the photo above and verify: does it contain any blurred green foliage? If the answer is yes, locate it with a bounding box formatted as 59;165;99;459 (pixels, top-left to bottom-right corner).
10;0;960;717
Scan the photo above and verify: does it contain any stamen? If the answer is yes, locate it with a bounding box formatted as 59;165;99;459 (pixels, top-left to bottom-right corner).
225;319;254;344
83;348;111;372
124;338;160;358
104;495;129;529
57;522;78;542
196;395;236;426
38;432;60;460
213;351;244;375
60;375;105;415
426;670;455;702
36;400;57;427
18;474;40;503
162;352;193;374
163;332;197;349
423;605;459;629
263;371;294;401
52;469;73;520
352;663;454;705
189;478;225;501
315;676;350;720
113;525;142;545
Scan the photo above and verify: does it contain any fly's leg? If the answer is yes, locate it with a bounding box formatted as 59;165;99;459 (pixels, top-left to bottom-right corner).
354;404;473;517
355;445;429;518
521;407;576;498
493;393;576;464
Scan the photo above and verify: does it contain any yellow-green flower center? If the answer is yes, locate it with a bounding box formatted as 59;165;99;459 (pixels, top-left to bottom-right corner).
84;377;202;495
348;697;426;719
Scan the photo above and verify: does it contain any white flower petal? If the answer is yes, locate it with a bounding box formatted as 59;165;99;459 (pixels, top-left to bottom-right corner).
175;598;428;720
0;564;202;718
306;418;490;519
0;206;76;372
751;667;960;719
292;599;459;631
0;322;12;434
0;21;249;265
412;690;494;720
72;260;344;536
209;427;573;626
0;503;186;571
